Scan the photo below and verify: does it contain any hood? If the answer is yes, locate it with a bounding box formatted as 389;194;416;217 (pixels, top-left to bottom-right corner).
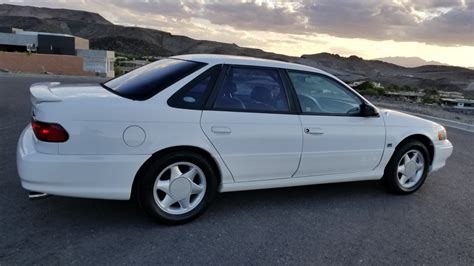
380;108;442;130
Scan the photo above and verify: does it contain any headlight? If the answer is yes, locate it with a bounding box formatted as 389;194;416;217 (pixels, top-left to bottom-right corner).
438;128;447;140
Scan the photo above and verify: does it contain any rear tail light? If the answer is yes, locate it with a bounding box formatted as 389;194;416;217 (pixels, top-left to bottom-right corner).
32;120;69;142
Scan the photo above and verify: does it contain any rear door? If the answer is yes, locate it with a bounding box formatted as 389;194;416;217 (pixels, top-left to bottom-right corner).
201;66;302;182
285;70;386;177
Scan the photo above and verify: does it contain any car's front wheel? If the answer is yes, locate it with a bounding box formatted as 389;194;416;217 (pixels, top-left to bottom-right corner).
383;140;430;194
137;152;218;225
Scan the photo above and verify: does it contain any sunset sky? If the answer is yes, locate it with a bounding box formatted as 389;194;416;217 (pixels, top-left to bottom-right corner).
3;0;474;67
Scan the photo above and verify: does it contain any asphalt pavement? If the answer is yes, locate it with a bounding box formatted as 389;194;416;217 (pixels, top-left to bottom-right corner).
0;73;473;265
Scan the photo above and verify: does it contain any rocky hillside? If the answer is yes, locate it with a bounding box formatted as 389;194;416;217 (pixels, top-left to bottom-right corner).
374;56;447;68
1;4;473;92
0;4;110;25
297;53;474;91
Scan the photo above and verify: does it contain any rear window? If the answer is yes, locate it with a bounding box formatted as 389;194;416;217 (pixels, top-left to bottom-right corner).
102;58;206;100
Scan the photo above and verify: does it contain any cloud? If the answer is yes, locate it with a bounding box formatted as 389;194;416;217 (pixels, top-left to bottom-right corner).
401;0;465;10
111;0;194;19
201;1;308;34
303;0;416;41
410;6;474;46
302;0;472;46
1;0;473;46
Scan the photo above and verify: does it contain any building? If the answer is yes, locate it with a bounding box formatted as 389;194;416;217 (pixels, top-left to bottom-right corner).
0;27;89;54
0;27;114;77
76;49;115;78
441;98;474;109
384;91;425;102
0;28;37;52
441;98;474;114
438;90;464;99
347;80;384;89
116;59;149;73
347;80;366;87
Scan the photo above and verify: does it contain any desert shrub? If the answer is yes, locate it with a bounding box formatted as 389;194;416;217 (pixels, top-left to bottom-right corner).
354;82;385;96
358;88;380;96
386;84;401;91
422;88;440;104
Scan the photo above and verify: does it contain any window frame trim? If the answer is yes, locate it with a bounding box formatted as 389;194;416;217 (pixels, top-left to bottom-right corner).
167;64;223;110
283;69;369;117
204;64;298;115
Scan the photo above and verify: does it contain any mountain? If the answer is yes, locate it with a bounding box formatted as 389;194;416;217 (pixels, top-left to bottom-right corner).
297;53;474;91
0;4;110;25
1;3;473;93
374;56;448;68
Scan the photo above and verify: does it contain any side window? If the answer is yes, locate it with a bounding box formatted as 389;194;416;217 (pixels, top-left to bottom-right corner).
168;67;219;109
213;67;289;112
287;71;362;115
103;59;206;101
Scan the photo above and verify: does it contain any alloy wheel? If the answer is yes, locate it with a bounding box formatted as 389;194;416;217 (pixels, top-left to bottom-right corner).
396;149;425;189
153;162;207;215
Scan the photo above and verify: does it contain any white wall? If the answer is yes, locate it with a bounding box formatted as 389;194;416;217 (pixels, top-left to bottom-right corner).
76;49;115;78
0;32;38;47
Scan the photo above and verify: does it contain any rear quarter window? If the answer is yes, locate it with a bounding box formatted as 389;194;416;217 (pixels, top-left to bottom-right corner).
102;58;206;101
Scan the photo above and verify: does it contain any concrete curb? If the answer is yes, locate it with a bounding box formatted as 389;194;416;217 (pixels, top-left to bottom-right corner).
404;111;474;133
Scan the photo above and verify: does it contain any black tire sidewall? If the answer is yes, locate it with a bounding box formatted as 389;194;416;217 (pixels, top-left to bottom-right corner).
138;152;218;225
384;141;430;194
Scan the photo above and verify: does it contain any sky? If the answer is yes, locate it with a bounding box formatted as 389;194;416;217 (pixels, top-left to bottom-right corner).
2;0;474;67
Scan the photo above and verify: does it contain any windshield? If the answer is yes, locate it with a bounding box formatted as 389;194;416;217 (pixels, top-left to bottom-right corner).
102;58;206;100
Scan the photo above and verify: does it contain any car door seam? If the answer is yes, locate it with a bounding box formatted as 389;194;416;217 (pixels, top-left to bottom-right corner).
199;111;236;182
291;115;305;178
372;114;388;170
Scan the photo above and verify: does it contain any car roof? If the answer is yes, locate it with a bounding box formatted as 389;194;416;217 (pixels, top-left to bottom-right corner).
171;54;328;74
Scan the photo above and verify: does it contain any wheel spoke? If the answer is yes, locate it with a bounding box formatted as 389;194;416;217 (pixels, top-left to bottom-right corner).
169;165;182;180
403;154;410;165
416;162;424;170
191;182;204;194
399;175;408;185
161;195;177;208
178;197;191;209
412;152;419;162
181;167;198;181
397;165;406;175
156;180;170;194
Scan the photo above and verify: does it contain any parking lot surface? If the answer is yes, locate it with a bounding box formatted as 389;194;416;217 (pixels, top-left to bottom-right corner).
0;73;473;264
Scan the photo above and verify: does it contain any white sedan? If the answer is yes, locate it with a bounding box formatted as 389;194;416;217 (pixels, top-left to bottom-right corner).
17;54;453;224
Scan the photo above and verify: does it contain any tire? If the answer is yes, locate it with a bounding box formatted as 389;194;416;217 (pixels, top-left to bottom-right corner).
382;140;430;194
137;151;218;225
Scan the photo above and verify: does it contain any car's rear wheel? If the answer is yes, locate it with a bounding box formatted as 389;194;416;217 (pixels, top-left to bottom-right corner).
138;152;218;224
382;140;430;194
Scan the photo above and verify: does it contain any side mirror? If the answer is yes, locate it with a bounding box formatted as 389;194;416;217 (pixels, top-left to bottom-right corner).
361;103;379;117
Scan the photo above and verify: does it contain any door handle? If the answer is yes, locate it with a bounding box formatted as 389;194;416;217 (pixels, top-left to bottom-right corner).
304;128;324;135
211;126;232;134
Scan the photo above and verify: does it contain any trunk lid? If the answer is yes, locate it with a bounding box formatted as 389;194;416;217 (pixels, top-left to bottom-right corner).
30;82;118;104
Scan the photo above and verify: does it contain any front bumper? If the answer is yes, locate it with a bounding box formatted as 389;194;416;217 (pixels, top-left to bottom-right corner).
16;126;149;200
430;139;453;172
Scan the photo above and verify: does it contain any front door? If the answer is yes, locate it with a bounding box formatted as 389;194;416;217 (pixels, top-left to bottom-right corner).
286;70;386;177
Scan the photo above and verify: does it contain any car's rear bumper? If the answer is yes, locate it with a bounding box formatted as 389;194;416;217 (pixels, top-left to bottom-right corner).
430;139;453;172
16;126;149;200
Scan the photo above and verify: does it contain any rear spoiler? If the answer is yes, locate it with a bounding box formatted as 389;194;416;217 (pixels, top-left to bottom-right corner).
30;82;62;104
